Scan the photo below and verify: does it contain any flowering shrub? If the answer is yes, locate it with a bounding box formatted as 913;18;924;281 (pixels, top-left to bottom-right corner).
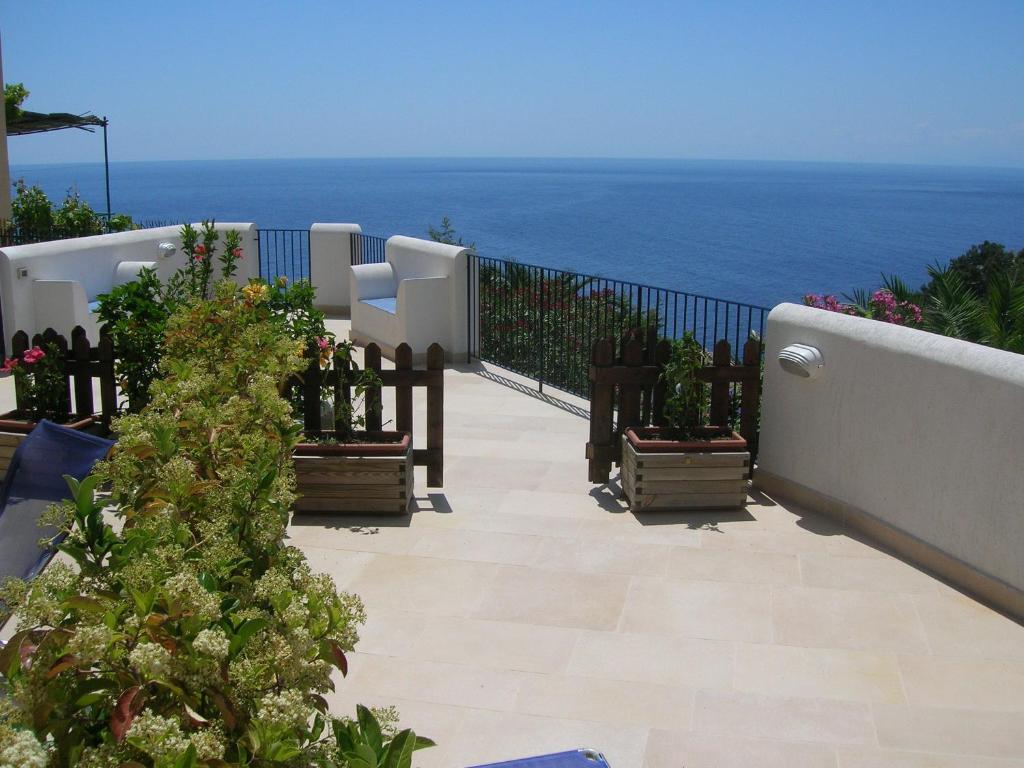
803;290;922;327
0;282;432;767
661;332;711;437
0;343;70;422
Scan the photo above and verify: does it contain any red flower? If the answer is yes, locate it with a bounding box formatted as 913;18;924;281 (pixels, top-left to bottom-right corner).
22;346;45;364
232;247;244;259
195;244;207;255
0;357;18;374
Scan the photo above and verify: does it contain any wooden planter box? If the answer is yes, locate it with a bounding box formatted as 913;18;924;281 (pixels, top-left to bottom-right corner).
0;413;96;483
292;431;413;514
621;427;749;511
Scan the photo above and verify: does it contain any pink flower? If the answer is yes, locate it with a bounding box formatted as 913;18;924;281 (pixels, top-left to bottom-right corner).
232;247;244;259
193;253;205;262
22;347;45;364
0;357;18;374
195;244;207;255
316;337;330;350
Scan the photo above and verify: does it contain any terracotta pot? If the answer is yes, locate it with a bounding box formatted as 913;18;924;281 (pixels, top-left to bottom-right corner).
626;426;747;453
293;430;410;457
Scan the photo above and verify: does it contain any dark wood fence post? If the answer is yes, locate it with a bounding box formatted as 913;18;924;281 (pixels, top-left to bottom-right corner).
394;343;413;435
708;339;732;428
650;338;672;426
97;328;117;430
364;343;383;431
426;343;444;487
740;338;763;462
10;331;29;411
70;326;95;418
586;338;615;483
615;334;645;457
302;357;322;433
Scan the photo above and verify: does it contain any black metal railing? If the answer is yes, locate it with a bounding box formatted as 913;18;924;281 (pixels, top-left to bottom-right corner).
468;253;769;398
258;228;310;282
350;232;387;265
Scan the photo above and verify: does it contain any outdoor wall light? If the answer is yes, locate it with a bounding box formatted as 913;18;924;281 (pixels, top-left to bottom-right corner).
778;343;824;379
158;242;176;257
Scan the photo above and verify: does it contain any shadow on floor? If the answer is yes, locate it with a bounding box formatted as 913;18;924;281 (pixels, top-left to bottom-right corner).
454;363;590;420
289;493;454;534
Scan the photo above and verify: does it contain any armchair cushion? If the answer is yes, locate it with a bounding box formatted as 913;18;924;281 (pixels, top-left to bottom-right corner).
362;296;398;314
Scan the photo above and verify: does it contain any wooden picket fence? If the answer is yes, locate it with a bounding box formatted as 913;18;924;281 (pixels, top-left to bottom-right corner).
586;330;762;483
9;327;118;431
293;342;445;487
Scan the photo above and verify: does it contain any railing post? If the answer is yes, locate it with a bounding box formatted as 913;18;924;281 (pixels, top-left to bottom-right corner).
538;271;545;394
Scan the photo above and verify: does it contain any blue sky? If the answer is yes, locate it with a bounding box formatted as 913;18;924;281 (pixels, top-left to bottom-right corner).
4;0;1023;167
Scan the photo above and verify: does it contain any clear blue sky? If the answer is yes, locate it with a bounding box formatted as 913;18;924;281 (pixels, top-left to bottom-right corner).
4;0;1023;167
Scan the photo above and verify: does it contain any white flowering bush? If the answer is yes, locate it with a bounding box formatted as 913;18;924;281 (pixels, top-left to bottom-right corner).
0;283;432;767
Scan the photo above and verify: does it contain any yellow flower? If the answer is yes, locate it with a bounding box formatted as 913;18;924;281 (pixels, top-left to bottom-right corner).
242;282;270;304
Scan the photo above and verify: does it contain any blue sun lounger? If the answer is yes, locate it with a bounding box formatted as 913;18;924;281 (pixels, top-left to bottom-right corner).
0;420;114;583
468;749;610;767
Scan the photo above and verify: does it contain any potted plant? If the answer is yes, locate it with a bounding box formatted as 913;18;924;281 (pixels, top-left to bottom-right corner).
292;340;413;514
0;342;95;481
621;333;749;511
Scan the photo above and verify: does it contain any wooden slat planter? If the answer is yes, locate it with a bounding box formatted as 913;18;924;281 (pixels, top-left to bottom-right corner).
293;433;413;514
621;431;750;511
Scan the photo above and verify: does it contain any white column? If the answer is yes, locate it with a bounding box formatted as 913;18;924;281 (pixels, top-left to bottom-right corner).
310;223;362;315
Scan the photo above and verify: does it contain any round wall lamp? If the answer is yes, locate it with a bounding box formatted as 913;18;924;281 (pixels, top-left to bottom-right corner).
158;242;177;257
778;343;824;379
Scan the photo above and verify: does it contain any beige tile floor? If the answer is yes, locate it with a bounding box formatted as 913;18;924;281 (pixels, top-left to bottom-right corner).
292;322;1024;767
6;320;1024;767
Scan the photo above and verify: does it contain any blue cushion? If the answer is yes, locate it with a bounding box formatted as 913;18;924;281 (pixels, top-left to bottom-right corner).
361;296;398;314
468;750;610;768
88;300;101;313
0;420;114;582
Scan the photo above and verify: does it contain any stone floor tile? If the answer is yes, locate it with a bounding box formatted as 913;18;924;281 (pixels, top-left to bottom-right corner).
531;536;674;576
837;746;1024;768
911;592;1024;662
287;515;424;555
872;703;1024;759
567;630;734;689
734;642;906;703
700;526;831;553
619;576;774;642
897;654;1024;712
297;546;375;589
471;565;630;630
799;552;943;595
344;553;499;616
645;730;839;768
345;652;523;712
663;546;801;585
410;615;581;674
350;607;428;657
410;527;543;566
773;587;930;653
513;673;693;730
692;689;876;745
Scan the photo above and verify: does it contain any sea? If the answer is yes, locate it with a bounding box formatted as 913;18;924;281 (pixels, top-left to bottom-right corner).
10;158;1024;310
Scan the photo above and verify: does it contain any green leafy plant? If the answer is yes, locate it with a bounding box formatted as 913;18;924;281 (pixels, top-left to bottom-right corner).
10;179;54;238
53;190;105;237
660;332;710;437
427;216;474;249
96;268;173;412
333;706;434;768
0;342;69;422
0;280;430;766
4;82;29;123
323;340;384;443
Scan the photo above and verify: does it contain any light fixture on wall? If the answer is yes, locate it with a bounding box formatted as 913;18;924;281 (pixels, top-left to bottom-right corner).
778;343;824;379
158;242;176;257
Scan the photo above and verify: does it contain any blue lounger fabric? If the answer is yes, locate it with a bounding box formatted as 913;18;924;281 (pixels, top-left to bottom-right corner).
468;750;610;768
0;420;114;582
361;296;398;314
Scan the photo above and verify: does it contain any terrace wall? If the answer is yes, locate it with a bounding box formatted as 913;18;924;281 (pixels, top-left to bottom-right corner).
0;223;258;347
757;302;1024;618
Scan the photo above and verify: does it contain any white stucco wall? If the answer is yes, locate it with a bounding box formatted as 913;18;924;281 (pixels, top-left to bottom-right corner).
758;303;1024;593
0;223;258;345
309;223;361;313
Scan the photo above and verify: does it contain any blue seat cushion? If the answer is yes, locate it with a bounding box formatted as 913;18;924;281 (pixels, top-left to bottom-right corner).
88;300;101;313
361;296;398;314
468;751;610;767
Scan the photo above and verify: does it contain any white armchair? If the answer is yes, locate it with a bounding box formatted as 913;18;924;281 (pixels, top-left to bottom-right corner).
349;236;470;363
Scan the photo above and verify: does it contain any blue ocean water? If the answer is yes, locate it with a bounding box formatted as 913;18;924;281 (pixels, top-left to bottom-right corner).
10;158;1024;309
